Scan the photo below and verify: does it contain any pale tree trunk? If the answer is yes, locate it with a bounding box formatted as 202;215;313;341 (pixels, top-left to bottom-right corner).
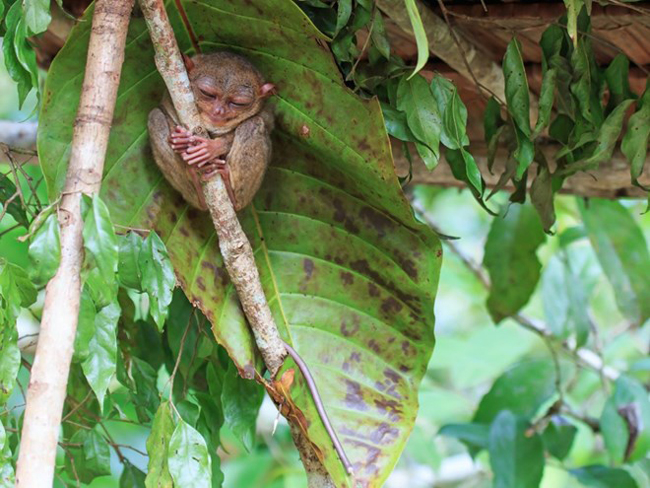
15;0;135;485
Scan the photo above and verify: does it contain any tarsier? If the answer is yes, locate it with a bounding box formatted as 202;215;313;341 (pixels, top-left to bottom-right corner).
148;52;354;475
148;51;275;211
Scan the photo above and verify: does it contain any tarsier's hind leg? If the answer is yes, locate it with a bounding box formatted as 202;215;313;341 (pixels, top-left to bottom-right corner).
147;108;206;210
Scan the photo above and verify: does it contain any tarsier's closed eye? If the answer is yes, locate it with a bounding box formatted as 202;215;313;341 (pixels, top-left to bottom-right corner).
199;87;215;98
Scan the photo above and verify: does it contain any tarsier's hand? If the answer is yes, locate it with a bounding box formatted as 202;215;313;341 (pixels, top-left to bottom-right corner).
169;126;194;153
181;136;232;166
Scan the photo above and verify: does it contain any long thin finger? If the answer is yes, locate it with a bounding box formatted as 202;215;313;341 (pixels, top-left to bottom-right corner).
182;149;208;161
185;143;208;154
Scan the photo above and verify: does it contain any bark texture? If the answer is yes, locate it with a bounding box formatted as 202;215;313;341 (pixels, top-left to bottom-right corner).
15;0;134;485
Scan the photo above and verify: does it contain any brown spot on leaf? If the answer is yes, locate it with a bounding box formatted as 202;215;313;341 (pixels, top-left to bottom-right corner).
299;124;310;137
303;258;314;280
368;282;380;297
367;339;380;354
344;379;368;411
374;398;403;422
340;316;360;337
340;271;354;285
370;422;399;445
381;297;403;316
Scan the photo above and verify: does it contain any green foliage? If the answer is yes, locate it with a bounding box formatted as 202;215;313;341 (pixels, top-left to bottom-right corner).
221;362;264;452
27;212;60;286
483;203;546;322
579;199;650;325
403;0;428;78
488;410;545;488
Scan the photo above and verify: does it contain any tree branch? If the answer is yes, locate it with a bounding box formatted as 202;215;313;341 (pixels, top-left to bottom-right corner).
15;0;135;485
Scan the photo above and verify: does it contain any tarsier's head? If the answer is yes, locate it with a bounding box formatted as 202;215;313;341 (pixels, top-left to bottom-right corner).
184;52;275;132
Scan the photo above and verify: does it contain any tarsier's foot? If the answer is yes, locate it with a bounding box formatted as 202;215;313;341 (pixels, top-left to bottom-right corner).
197;158;227;181
169;125;194;153
182;136;230;166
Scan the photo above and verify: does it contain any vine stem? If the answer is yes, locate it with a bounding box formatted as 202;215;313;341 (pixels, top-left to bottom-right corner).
15;0;135;485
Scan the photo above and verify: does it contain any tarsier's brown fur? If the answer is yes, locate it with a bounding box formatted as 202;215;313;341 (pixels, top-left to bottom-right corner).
148;52;275;211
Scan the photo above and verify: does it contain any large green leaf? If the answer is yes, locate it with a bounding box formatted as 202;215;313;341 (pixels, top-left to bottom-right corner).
38;1;441;485
578;199;650;325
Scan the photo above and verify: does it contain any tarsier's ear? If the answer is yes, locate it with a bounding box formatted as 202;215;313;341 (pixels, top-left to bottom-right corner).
182;54;196;73
259;83;276;98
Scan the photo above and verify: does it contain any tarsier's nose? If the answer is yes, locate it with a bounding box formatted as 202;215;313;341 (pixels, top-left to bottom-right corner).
213;105;225;116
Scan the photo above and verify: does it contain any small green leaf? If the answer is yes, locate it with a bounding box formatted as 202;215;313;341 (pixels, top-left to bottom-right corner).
0;319;20;406
82;301;120;407
530;166;556;232
65;429;112;483
221;363;264;452
532;68;557;138
621;81;649;188
404;0;428;78
438;422;489;450
118;232;144;290
0;259;37;320
442;86;470;150
604;54;636;113
168;419;212;488
484;203;546;323
380;103;415;142
570;37;604;127
397;75;441;168
600;376;650;463
0;173;29;229
488;410;544;488
139;231;175;331
512;125;535;178
503;38;531;138
73;288;96;362
484;96;504;145
24;0;51;35
578;199;650;324
563;0;584;46
370;11;390;59
542;416;577;460
145;402;175;488
334;0;351;35
28;212;61;286
120;459;147;488
82;194;119;305
130;357;160;423
567;99;634;174
2;2;34;106
570;465;638;488
474;359;559;424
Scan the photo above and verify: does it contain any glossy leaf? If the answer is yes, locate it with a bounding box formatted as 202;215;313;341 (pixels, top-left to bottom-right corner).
82;194;119;306
118;232;144;290
578;199;650;324
74;288;96;362
145;402;175;488
474;359;558;424
397;75;441;168
403;0;428;77
488;410;544;488
82;301;120;407
570;465;638;488
484;203;545;323
2;2;34;106
168;419;212;488
38;1;441;484
621;81;649;188
28;212;61;286
221;363;264;452
139;231;175;331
